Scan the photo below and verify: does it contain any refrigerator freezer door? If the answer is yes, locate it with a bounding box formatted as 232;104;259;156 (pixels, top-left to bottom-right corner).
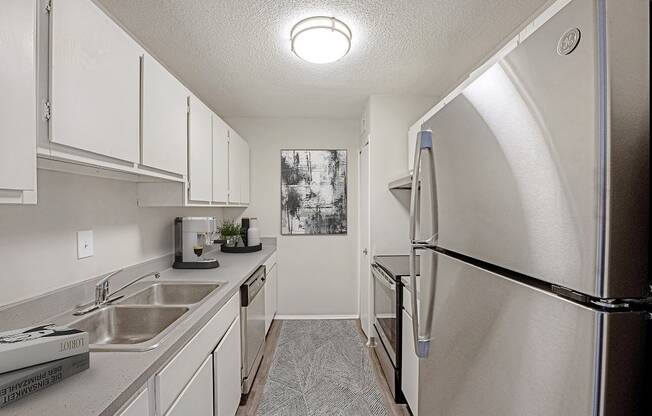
414;249;648;416
420;0;649;298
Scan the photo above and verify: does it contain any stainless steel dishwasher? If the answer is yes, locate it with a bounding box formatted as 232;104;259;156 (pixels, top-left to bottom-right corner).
240;265;266;402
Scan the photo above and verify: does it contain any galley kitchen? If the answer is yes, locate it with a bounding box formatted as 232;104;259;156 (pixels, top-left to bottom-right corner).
0;0;649;415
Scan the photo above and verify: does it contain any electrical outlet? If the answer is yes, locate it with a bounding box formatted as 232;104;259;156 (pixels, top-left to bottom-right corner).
77;230;94;259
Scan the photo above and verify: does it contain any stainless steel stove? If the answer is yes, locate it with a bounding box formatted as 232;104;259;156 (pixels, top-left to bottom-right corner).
371;255;418;403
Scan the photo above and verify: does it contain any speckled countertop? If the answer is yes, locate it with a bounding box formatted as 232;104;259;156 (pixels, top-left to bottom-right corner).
2;243;276;416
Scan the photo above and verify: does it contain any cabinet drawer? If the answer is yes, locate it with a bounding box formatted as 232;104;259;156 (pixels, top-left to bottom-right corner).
157;293;238;414
165;355;213;416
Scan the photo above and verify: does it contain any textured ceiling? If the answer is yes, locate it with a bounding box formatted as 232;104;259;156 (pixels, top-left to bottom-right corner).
97;0;551;119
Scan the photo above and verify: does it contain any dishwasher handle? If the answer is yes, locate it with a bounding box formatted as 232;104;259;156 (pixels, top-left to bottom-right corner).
241;266;266;306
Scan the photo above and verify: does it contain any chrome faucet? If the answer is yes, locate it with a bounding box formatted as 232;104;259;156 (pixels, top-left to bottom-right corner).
95;269;124;305
74;269;161;315
107;271;161;303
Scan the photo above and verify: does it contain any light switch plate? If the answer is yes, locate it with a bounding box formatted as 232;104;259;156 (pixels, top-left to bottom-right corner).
77;230;94;259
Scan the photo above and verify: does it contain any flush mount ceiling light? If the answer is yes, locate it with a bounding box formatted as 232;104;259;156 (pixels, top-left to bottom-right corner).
290;16;352;64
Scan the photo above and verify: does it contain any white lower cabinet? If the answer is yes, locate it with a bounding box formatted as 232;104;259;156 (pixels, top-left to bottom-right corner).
264;264;278;334
117;387;150;416
165;355;213;416
214;317;242;416
156;293;239;414
401;310;419;415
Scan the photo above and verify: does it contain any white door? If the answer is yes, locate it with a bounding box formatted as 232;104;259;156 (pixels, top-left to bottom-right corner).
50;0;141;163
165;355;213;416
141;53;188;175
212;114;229;203
228;131;242;204
188;96;212;202
214;317;241;416
0;0;37;195
358;141;371;338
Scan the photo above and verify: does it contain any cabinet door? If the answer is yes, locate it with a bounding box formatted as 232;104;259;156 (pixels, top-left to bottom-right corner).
141;54;188;175
214;317;241;416
188;96;212;202
241;138;250;204
212;115;229;203
165;355;213;416
118;388;150;416
0;0;36;195
228;131;242;204
265;264;277;334
264;266;273;334
50;0;141;163
401;310;419;415
271;264;278;321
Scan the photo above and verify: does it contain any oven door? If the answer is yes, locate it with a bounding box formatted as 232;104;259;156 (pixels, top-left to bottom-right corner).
372;263;398;366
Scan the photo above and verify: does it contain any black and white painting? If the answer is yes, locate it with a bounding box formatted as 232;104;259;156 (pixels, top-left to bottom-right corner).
281;150;347;235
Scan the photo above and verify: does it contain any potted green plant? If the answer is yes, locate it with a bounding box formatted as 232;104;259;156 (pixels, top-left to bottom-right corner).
218;219;243;247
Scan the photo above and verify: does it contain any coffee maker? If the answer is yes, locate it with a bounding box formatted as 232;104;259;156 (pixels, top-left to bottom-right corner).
173;217;220;269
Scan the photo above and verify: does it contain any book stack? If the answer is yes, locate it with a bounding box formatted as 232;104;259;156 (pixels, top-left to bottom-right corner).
0;324;89;408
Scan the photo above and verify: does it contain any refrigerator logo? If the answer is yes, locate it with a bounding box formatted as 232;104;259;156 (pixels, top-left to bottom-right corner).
557;28;581;55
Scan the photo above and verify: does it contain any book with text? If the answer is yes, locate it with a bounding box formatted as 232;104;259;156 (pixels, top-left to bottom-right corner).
0;352;90;408
0;324;88;374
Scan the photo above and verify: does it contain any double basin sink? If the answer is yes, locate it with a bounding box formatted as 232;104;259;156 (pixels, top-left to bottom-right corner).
54;281;224;352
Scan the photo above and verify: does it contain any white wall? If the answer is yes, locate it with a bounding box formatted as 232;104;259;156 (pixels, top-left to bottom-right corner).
0;170;224;306
366;95;436;255
226;117;359;317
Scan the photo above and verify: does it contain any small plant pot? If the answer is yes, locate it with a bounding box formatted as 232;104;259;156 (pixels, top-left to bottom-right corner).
224;235;244;247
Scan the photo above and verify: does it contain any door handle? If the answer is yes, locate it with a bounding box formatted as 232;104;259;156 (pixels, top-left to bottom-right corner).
408;130;438;358
363;248;368;255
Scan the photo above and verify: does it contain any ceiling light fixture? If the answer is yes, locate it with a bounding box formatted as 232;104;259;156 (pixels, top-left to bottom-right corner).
290;16;352;64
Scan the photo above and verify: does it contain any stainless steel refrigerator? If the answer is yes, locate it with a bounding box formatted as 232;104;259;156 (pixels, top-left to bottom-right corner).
407;0;650;415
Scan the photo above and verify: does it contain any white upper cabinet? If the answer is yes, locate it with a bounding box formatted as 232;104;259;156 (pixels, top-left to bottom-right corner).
241;137;250;204
50;0;142;163
228;130;250;205
0;0;37;203
212;115;229;204
228;130;242;204
188;96;213;203
141;54;188;175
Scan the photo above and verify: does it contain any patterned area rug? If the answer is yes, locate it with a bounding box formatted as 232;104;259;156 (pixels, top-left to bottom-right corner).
256;320;391;416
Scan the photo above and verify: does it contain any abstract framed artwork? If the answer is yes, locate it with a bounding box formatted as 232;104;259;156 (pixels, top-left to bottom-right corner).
280;149;347;235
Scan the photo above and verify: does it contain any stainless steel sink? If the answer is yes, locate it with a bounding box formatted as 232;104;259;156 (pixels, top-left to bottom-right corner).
53;280;225;351
120;283;220;306
68;306;188;349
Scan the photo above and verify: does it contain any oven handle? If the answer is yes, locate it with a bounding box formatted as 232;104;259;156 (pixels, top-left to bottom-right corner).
371;264;396;291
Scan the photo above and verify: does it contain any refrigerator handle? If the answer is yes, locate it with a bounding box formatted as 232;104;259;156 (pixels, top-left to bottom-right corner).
409;130;438;358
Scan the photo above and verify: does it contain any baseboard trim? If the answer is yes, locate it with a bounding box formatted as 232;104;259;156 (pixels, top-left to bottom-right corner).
275;314;359;320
